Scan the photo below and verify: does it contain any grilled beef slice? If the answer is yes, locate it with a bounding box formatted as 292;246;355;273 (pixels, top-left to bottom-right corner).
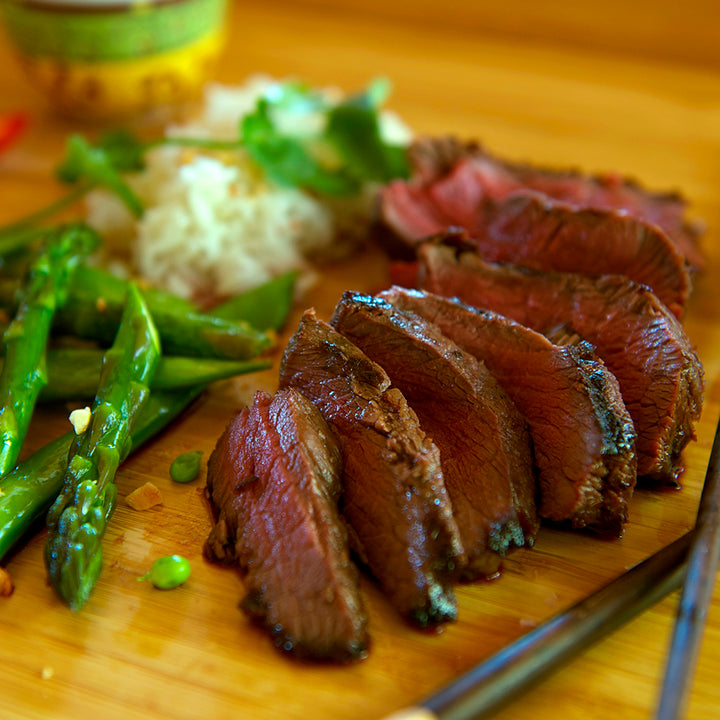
380;137;703;269
205;388;368;662
381;186;689;318
416;240;704;481
380;287;636;534
331;291;538;577
279;309;464;626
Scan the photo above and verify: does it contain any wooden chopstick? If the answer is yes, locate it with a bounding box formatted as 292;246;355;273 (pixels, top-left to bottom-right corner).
381;531;692;720
654;414;720;720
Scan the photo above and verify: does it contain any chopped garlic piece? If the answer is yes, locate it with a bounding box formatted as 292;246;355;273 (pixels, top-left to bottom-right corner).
126;482;163;511
69;407;92;434
0;566;14;597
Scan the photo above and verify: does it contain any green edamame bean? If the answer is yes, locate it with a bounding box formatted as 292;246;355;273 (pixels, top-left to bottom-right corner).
138;554;191;590
169;450;203;483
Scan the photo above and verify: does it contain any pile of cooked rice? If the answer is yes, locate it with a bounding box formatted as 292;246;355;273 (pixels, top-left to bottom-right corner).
86;76;411;305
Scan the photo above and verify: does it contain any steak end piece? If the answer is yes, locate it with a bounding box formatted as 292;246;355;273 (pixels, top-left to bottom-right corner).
205;387;368;663
279;309;464;627
331;290;539;578
386;136;704;270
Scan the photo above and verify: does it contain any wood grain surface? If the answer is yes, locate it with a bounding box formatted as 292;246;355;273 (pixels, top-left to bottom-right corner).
1;2;719;718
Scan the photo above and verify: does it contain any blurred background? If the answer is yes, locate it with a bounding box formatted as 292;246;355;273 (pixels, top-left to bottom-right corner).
282;0;720;69
0;0;718;242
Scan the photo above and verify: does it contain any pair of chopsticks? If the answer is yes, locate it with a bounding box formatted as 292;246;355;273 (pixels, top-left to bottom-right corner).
381;414;720;720
655;414;720;720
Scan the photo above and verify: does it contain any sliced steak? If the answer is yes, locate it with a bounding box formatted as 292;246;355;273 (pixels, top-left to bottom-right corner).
205;388;368;662
416;239;704;481
380;287;636;534
279;309;464;627
381;184;689;318
380;137;704;269
331;291;538;577
470;192;689;318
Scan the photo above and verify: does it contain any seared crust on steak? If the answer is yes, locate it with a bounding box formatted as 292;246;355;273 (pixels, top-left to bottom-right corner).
381;287;637;534
279;310;464;627
205;388;368;662
417;239;703;481
331;291;538;577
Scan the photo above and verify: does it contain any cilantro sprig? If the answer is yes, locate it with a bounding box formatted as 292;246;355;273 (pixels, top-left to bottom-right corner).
0;130;146;256
240;77;409;195
56;133;144;218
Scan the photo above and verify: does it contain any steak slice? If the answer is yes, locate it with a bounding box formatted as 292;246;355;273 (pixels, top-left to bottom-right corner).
380;287;637;534
331;291;538;578
469;192;690;318
416;239;704;481
380;137;704;269
205;388;368;662
279;309;464;627
380;183;689;318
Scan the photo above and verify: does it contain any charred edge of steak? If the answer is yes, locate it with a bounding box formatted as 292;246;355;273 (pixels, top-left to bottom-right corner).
407;136;478;181
279;309;464;627
331;290;538;579
240;589;369;663
555;274;704;483
543;323;584;348
568;342;637;534
204;388;369;663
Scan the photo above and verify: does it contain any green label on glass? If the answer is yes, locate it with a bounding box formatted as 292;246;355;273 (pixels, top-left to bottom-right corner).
1;0;227;62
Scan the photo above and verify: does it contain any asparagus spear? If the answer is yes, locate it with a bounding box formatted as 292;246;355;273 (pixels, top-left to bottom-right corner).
45;283;160;609
36;348;270;402
0;385;204;562
0;224;99;477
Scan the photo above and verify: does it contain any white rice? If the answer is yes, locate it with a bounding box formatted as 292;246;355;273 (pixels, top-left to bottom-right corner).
86;76;411;304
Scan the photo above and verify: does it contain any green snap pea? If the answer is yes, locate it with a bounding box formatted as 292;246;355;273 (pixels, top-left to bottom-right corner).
169;450;203;483
138;555;191;590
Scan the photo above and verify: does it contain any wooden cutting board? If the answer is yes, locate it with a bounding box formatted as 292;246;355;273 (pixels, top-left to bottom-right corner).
1;2;720;719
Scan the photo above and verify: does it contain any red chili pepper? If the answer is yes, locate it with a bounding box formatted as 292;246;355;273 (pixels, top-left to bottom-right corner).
0;113;28;153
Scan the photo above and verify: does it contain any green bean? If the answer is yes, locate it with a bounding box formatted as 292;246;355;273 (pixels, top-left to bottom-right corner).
52;266;271;360
210;270;297;331
37;348;270;402
169;451;203;483
45;283;160;610
137;554;191;589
